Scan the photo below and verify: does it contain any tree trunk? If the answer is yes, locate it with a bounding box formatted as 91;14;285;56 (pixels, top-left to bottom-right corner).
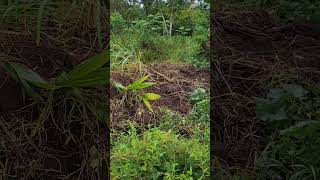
169;15;173;36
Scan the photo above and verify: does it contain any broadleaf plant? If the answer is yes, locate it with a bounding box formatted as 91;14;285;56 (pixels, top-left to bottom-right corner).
111;75;161;112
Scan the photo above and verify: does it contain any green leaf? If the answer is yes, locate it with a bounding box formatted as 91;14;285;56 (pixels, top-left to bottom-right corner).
284;84;307;99
112;80;126;91
1;61;19;82
59;51;109;82
143;93;161;101
7;62;46;83
1;62;45;99
1;1;17;23
128;82;155;90
56;68;108;88
126;75;150;90
268;88;284;101
95;0;103;49
255;97;287;121
280;121;320;138
143;98;153;112
36;0;49;46
4;62;51;89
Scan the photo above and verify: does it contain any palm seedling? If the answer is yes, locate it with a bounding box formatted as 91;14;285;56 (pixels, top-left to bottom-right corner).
112;74;160;112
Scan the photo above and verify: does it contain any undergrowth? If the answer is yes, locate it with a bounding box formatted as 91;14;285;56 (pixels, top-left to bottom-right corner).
255;84;320;179
111;87;210;179
225;0;320;23
111;127;209;179
111;12;209;70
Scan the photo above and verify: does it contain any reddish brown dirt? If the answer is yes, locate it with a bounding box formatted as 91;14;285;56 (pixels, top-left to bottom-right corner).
111;63;210;128
212;10;320;173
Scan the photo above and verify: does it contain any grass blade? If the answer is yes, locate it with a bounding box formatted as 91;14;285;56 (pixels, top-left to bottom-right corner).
56;68;109;88
96;0;103;49
62;51;109;81
3;62;51;89
36;0;50;46
143;93;161;101
142;98;153;112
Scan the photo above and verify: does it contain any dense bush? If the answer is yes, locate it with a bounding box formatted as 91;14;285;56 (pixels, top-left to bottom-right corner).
111;11;127;33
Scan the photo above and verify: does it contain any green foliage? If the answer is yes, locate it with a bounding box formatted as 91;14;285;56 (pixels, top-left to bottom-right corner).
111;126;210;179
111;28;209;69
110;0;144;21
263;0;320;22
255;84;320;179
110;28;141;69
112;75;161;112
111;11;127;33
257;122;320;179
157;87;210;143
227;0;320;22
174;7;208;36
255;84;309;129
110;2;209;69
190;87;208;104
132;14;168;34
110;1;208;36
189;87;210;123
110;4;210;178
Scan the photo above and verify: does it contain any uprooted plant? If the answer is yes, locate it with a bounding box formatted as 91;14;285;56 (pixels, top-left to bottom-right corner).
112;74;160;112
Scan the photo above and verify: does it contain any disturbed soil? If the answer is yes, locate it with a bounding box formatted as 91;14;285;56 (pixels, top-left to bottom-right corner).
111;63;210;129
0;30;109;179
212;10;320;172
0;31;108;113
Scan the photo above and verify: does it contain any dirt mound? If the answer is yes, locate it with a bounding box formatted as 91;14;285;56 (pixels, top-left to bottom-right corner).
111;63;209;128
212;11;320;171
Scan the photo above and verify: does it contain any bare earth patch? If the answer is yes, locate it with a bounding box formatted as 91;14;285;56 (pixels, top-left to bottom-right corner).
111;63;210;129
